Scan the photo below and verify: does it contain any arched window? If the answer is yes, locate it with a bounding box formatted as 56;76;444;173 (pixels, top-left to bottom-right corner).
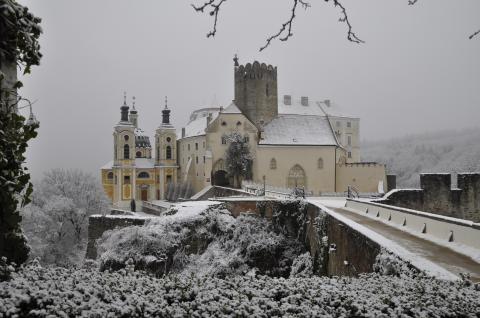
136;151;142;158
318;158;324;169
124;144;130;159
287;164;306;189
138;172;150;179
270;158;277;170
107;172;114;179
166;146;172;159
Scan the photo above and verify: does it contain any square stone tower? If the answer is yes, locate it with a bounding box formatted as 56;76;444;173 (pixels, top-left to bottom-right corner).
234;60;278;128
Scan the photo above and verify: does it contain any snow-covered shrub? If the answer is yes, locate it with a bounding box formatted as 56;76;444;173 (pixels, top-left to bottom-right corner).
373;248;418;278
1;262;479;317
290;252;313;278
0;257;15;281
98;205;305;277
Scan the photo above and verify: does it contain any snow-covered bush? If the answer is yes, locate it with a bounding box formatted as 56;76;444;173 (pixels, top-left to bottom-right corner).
98;204;305;277
290;252;313;278
373;248;418;278
0;261;479;317
0;257;16;281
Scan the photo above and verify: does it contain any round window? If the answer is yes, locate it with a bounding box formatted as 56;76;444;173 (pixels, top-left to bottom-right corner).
166;137;171;142
124;135;129;141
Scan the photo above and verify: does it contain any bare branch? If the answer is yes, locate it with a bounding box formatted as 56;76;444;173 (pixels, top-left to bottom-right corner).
192;0;227;38
260;0;311;52
331;0;364;44
469;29;480;39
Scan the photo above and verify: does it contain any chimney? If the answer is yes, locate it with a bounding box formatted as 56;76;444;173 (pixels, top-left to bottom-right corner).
283;95;291;105
324;99;331;107
181;127;185;138
207;113;213;125
301;96;309;106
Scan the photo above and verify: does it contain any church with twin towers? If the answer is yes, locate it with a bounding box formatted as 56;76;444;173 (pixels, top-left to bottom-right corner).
101;57;387;206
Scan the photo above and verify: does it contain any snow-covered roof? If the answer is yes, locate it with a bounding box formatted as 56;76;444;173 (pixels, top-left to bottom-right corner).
181;111;219;139
222;102;242;114
101;160;113;170
318;100;359;118
278;96;325;116
278;95;358;119
259;115;338;146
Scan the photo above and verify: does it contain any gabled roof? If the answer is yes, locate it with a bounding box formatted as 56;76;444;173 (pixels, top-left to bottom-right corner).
278;96;325;116
259;115;338;146
180;110;220;139
222;101;242;114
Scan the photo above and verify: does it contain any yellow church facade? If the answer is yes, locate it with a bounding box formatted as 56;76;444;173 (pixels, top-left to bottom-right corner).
101;96;178;207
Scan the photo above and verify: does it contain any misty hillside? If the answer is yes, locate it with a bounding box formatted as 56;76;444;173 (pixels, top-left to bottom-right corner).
362;128;480;188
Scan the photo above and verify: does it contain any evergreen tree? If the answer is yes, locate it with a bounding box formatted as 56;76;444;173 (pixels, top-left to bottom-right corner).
225;132;252;188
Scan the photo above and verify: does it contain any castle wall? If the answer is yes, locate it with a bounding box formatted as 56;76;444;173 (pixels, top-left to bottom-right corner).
177;135;207;193
329;116;360;163
377;173;480;222
336;162;387;193
86;215;147;259
205;111;258;187
255;145;337;194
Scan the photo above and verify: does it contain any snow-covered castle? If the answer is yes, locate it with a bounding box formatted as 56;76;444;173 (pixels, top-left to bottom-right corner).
101;59;387;205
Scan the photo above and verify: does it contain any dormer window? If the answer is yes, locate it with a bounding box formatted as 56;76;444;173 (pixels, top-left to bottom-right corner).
284;95;291;105
301;96;309;106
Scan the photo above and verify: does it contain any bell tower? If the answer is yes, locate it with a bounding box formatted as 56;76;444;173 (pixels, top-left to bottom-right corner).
154;96;178;200
112;92;135;204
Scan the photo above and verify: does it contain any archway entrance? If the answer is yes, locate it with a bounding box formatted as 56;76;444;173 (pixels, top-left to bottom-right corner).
140;187;148;201
212;159;231;187
213;170;229;186
287;164;306;189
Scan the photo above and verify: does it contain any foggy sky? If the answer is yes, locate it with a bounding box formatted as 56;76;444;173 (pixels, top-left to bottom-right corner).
17;0;480;180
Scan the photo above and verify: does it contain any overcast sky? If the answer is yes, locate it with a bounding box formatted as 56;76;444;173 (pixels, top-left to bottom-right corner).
17;0;480;180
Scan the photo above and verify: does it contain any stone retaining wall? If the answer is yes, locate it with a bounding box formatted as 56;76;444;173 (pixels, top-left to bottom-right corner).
376;173;480;222
85;215;148;259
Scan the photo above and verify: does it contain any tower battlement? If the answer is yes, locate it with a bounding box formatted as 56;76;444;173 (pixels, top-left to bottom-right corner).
235;61;277;81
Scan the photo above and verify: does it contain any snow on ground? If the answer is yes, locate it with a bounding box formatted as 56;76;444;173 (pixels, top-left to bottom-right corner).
309;197;347;208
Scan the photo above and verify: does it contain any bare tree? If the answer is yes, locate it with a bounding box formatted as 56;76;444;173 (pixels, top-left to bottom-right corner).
22;169;109;265
192;0;479;51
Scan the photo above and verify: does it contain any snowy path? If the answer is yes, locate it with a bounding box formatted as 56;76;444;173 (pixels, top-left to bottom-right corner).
308;197;480;282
